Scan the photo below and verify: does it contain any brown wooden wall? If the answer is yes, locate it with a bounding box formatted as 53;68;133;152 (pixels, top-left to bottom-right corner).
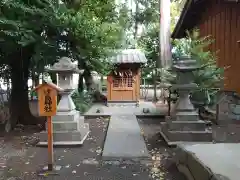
107;65;141;102
197;0;240;93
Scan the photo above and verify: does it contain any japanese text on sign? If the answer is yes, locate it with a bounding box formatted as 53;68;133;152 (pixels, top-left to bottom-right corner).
44;88;53;113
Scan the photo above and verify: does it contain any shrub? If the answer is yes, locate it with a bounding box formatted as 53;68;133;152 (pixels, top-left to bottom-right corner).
172;28;225;106
71;90;93;113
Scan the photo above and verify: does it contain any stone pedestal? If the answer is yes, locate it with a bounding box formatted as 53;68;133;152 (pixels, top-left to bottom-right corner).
38;90;89;146
160;57;212;145
38;57;89;146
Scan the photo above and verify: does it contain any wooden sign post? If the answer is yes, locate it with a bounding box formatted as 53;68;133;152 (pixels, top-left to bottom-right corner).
34;82;61;171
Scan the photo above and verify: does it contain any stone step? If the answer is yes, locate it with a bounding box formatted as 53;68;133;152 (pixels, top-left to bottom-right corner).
175;112;199;121
166;130;212;142
38;124;89;143
52;111;82;122
167;120;206;131
50;121;79;131
161;123;212;143
107;103;137;107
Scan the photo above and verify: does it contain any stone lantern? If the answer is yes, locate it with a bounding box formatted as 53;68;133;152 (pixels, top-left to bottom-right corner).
38;57;89;146
172;56;200;121
160;56;212;145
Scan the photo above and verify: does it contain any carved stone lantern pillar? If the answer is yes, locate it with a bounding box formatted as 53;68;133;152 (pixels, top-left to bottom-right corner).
160;56;212;145
38;57;89;146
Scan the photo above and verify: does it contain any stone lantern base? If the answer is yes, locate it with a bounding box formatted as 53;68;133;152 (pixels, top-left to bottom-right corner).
37;91;89;146
160;116;212;146
38;113;89;146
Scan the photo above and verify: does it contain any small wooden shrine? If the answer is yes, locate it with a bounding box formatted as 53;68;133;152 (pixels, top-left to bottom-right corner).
107;49;147;103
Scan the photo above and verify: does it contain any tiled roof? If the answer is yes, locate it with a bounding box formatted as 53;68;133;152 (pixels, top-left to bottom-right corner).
110;49;147;64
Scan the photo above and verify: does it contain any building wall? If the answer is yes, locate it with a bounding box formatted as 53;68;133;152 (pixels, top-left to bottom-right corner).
107;64;141;102
197;0;240;93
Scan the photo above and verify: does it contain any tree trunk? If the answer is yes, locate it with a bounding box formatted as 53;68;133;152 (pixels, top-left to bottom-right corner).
9;45;41;128
49;72;57;84
83;70;93;91
153;68;158;102
31;71;39;88
78;74;84;93
35;73;39;86
133;1;139;40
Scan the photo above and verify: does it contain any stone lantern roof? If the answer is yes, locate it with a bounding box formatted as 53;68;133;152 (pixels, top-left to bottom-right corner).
45;57;84;74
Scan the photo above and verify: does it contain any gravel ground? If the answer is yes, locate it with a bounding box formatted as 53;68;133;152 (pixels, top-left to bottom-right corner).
0;117;186;180
138;118;186;180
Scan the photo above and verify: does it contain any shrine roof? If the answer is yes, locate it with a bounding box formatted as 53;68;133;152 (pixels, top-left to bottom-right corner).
110;49;147;64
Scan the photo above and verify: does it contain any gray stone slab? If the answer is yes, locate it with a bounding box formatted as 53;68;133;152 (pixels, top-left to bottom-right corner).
84;102;168;116
178;143;240;180
102;115;150;159
160;122;212;146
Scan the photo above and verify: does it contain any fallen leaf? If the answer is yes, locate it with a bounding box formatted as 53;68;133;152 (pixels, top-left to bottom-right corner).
72;170;76;174
82;158;99;165
151;167;160;173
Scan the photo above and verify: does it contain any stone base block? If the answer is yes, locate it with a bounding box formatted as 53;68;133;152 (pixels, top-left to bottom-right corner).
175;111;199;121
51;121;79;131
52;110;83;123
47;116;85;131
38;123;89;146
166;120;206;131
160;122;212;145
174;144;234;180
107;102;137;107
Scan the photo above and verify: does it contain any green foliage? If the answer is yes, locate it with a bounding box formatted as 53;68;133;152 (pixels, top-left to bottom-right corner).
138;23;175;84
0;0;70;74
138;23;159;80
134;0;159;25
172;29;224;106
0;0;126;97
0;0;62;47
71;90;93;113
170;0;186;32
136;0;185;85
61;0;124;75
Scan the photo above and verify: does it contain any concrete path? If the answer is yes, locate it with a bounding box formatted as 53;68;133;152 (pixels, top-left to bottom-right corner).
102;115;150;159
176;143;240;180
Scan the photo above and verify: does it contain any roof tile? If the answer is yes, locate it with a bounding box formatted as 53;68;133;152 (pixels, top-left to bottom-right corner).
111;49;147;64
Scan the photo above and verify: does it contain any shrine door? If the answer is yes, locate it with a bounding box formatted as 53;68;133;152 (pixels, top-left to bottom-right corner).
110;76;136;101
